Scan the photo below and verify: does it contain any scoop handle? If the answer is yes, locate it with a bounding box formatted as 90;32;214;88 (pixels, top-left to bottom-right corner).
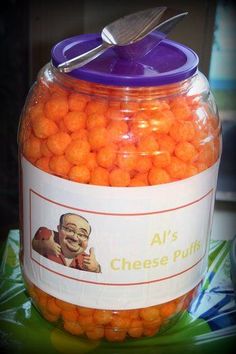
57;41;112;73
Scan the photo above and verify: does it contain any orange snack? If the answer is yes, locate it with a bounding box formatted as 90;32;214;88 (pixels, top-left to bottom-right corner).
44;95;69;121
94;310;113;325
86;112;107;130
107;120;129;143
35;157;51;173
109;168;131;187
41;140;53;157
170;97;192;120
90;167;110;186
96;145;117;169
49;155;72;177
68;93;88;111
128;319;143;338
88;127;108;150
166;157;187;179
156;133;176;154
23;135;42;163
117;145;138;171
47;132;71;155
64;321;84;335
152;151;171;168
135;156;152;173
86;100;108;115
169;120;195;142
47;298;62;316
62;309;79;322
68;165;90;183
148;167;171;185
32;115;59;139
55;299;77;311
174;141;197;162
63;111;86;132
65;139;90;165
159;301;177;318
105;327;127;342
139;306;160;321
137;134;159;154
149;110;174;134
86;152;98;171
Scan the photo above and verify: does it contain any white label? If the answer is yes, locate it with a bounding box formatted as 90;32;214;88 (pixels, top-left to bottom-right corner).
22;156;219;309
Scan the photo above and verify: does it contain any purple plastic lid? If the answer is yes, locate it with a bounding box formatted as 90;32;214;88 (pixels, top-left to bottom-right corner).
51;32;199;87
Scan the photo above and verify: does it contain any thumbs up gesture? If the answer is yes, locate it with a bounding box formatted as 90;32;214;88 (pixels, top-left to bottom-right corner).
83;247;101;273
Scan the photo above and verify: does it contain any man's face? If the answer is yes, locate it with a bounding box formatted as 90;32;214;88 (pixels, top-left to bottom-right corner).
58;214;90;258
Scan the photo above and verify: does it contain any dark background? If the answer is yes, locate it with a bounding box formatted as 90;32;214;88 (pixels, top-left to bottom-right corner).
1;0;234;241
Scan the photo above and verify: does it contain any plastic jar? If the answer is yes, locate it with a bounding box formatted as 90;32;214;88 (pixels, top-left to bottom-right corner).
18;33;221;342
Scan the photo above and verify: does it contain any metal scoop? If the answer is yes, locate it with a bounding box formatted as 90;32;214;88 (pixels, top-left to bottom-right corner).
58;7;188;73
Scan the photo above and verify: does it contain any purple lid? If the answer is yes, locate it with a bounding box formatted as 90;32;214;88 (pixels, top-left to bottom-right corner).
51;32;198;87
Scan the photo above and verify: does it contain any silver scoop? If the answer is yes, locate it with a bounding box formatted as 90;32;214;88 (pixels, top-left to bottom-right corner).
58;7;188;73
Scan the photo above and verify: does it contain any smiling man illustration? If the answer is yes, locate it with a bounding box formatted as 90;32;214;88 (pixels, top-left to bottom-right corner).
32;213;101;273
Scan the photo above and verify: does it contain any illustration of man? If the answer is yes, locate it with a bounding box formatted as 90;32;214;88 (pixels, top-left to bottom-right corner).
32;213;101;273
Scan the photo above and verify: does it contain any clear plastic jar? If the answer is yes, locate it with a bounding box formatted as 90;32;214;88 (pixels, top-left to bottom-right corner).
18;33;221;342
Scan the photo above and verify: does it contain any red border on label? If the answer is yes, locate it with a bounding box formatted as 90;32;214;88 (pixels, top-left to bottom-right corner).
29;188;213;286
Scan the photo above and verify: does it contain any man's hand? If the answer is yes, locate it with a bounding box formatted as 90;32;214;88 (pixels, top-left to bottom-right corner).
32;231;61;257
83;247;101;273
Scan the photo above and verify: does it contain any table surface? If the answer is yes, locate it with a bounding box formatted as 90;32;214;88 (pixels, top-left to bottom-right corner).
0;230;236;354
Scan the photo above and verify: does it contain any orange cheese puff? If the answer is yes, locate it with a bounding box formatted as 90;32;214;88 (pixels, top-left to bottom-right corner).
71;128;88;141
174;141;197;162
62;309;79;322
110;316;131;330
109;168;131;187
42;310;60;322
194;161;208;173
86;112;107;130
149;110;174;134
170;97;192;120
152;151;171;168
44;95;68;121
142;316;162;329
68;165;90;183
105;327;127;342
55;299;77;311
35;157;51;173
107;121;129;143
159;301;177;318
120;100;139;113
31;115;59;139
185;164;198;177
86;100;108;115
29;103;45;120
68;93;88;111
86;326;105;340
117;145;138;171
169;120;195;142
140;99;170;111
90;167;110;186
166;156;187;179
23;135;42;162
135;156;152;173
47;298;62;316
148;167;171;185
49;155;72;177
64;321;84;335
78;315;95;331
86;152;98;171
41;140;53;157
47;132;71;155
58;119;68;133
77;306;94;316
137;134;159;155
129;112;152;138
156;133;176;154
196;143;215;166
96;145;117;169
94;310;113;325
65;139;90;165
143;326;160;337
63;111;86;132
88;127;108;150
128;319;144;338
106;108;125;121
129;178;148;187
139;306;160;321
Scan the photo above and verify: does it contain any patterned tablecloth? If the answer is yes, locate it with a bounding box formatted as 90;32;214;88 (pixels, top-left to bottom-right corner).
0;230;235;353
